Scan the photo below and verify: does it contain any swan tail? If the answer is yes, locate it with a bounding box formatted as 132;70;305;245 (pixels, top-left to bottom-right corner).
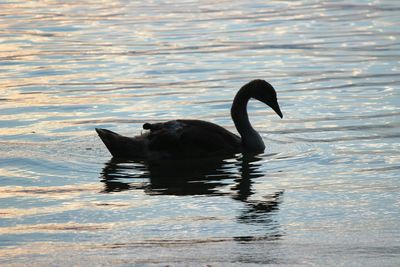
95;128;146;159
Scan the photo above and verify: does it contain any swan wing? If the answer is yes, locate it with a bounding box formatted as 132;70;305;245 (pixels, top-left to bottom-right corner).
145;119;241;157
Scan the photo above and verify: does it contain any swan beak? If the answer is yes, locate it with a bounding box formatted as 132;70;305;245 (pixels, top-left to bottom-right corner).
267;100;283;118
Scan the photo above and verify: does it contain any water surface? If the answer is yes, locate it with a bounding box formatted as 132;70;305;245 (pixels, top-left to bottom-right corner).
1;0;399;266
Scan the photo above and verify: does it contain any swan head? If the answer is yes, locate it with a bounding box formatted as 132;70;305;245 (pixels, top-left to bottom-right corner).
245;79;283;118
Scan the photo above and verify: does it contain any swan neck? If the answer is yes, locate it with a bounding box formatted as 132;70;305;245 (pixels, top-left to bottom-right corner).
231;88;265;152
231;89;251;133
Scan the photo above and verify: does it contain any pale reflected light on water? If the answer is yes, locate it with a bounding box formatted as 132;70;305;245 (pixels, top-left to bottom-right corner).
1;0;400;266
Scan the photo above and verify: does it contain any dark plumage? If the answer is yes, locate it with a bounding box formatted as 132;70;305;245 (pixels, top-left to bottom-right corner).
96;79;283;160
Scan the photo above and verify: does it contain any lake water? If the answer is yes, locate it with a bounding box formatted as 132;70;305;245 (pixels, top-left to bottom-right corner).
1;0;399;266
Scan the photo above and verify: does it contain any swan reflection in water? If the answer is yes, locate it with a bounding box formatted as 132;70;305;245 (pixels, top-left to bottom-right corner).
100;154;283;240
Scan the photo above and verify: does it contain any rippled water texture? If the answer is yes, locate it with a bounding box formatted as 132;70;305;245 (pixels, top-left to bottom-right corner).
1;0;399;266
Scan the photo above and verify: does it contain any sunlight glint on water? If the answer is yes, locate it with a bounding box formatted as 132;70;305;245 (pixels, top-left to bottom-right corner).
0;0;399;266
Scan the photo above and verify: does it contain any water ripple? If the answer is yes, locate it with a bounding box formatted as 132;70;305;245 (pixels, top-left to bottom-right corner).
1;0;399;265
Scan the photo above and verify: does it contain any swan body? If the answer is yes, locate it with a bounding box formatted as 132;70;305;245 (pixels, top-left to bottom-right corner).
96;79;283;159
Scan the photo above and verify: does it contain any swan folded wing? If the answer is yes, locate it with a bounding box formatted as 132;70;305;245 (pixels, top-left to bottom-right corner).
145;120;241;157
144;120;183;150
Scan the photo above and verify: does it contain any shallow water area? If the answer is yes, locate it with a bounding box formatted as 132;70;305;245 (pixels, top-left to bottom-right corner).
1;0;400;266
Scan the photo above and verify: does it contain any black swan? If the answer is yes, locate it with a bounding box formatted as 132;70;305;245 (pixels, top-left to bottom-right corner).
96;79;283;159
